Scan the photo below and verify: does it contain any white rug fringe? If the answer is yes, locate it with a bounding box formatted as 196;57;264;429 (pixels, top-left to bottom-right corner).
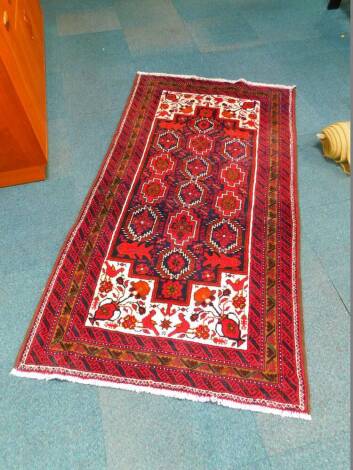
10;368;311;420
136;71;296;90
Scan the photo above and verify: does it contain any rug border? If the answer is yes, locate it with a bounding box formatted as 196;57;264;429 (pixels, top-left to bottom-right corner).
290;86;311;414
12;72;142;367
136;71;296;89
10;368;311;420
12;72;310;419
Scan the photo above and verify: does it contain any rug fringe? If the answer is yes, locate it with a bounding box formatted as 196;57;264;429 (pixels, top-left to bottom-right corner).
136;71;296;90
10;368;311;420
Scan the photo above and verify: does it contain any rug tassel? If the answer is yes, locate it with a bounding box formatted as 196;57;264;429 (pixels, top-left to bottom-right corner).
10;368;311;421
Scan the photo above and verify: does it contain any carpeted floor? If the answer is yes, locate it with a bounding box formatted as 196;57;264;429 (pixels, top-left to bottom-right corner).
0;1;350;469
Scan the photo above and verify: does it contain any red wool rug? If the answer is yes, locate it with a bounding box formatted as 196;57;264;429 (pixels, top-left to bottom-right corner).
12;72;310;419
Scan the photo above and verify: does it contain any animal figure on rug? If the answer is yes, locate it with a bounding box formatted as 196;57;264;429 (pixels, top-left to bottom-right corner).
203;252;239;270
117;241;153;260
168;313;190;337
141;309;159;335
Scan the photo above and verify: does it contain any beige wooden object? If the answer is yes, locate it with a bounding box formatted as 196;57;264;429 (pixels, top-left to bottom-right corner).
317;121;351;175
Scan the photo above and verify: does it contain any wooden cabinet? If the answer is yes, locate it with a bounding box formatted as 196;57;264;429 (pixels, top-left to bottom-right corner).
0;0;47;188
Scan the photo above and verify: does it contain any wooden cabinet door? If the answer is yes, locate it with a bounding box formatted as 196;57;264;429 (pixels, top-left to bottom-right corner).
0;0;47;187
1;0;47;156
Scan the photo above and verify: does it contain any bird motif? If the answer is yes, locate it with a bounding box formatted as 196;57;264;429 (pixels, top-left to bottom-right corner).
141;309;159;335
117;241;153;260
105;263;123;278
226;277;247;291
159;120;185;131
168;313;190;337
204;252;239;270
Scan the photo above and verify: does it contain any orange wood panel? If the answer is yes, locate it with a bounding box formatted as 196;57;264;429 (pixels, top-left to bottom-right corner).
0;58;46;187
0;0;47;188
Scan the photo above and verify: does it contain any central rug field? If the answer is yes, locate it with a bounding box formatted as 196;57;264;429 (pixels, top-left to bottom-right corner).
12;72;310;419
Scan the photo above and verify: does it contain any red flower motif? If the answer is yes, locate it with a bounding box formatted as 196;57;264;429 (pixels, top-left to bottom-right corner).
165;93;177;102
220;315;241;340
180;105;193;114
222;110;236;119
195;324;210;339
242;101;255;110
162;281;183;299
99;280;113;294
194;287;215;306
93;301;117;322
116;276;124;285
130;281;150;299
160;318;172;330
232;295;246;310
122;315;137;329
